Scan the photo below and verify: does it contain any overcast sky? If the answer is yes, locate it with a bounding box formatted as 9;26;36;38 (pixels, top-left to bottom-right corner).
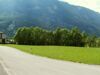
60;0;100;13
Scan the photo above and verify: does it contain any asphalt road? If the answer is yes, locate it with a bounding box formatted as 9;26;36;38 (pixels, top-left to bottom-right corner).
0;64;8;75
0;46;100;75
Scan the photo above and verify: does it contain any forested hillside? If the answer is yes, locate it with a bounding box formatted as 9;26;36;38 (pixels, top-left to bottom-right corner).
0;0;100;36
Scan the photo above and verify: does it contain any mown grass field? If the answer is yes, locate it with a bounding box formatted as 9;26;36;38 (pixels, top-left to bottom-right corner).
5;44;100;65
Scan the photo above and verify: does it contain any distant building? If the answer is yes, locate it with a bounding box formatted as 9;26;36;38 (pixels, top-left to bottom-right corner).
0;32;6;44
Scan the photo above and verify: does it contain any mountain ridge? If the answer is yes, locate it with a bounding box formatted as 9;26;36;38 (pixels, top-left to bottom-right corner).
0;0;100;36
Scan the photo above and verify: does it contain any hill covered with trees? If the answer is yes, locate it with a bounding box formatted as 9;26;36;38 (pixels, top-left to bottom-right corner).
14;27;100;47
0;0;100;36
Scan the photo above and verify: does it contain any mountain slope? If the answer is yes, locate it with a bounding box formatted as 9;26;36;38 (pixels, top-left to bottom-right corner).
0;0;100;36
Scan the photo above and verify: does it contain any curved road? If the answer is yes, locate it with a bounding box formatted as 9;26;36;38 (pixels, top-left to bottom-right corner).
0;46;100;75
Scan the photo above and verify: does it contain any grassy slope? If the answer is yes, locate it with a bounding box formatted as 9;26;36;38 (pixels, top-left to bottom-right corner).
5;44;100;65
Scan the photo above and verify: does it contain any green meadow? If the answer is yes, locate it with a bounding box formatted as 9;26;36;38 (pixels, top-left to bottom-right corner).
6;44;100;65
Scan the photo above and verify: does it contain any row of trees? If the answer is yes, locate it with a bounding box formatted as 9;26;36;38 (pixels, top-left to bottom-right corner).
14;27;100;47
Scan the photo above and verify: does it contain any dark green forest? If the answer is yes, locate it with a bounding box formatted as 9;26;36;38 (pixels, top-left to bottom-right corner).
14;27;100;47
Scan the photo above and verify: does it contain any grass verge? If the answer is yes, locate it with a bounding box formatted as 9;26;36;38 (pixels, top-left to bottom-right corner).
3;44;100;65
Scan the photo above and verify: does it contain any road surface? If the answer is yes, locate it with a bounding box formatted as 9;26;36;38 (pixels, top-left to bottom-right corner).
0;46;100;75
0;64;8;75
